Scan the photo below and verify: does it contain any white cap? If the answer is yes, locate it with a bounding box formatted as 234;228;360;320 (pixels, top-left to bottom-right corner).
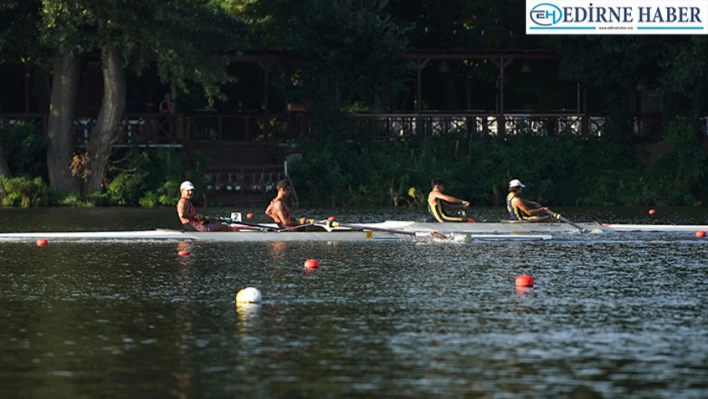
180;181;195;191
509;179;525;188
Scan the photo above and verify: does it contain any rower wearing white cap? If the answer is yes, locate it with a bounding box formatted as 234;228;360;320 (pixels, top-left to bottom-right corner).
506;179;549;221
177;181;239;232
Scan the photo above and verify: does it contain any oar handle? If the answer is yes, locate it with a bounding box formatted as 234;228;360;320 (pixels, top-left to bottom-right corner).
545;210;587;232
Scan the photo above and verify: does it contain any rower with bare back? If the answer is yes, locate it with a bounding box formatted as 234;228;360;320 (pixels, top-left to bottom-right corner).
427;178;476;223
265;180;324;231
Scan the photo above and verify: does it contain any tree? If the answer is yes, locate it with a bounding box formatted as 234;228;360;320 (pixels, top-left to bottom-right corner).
545;36;706;140
39;0;244;193
660;36;708;136
385;0;537;49
38;0;92;194
229;0;411;131
0;0;45;179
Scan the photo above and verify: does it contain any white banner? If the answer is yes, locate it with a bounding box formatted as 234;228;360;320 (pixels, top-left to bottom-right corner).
526;0;708;34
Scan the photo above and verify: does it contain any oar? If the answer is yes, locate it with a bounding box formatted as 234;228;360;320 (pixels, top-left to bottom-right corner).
275;219;329;232
213;217;278;231
546;209;587;233
324;221;448;240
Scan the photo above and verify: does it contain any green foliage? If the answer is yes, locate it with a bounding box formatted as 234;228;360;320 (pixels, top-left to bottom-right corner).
139;181;181;208
114;0;245;104
106;172;147;206
59;193;98;207
2;0;245;104
0;0;43;64
547;36;708;136
27;147;205;208
386;0;531;49
646;122;706;206
0;122;47;178
92;147;204;207
660;37;708;101
229;0;412;134
0;176;52;207
290;119;708;208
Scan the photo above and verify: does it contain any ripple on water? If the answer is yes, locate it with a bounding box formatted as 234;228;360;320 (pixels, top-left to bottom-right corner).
1;222;707;397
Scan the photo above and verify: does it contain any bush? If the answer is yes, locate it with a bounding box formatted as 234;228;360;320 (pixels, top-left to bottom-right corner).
0;177;52;207
106;172;147;206
59;193;96;207
289;120;708;207
139;181;181;207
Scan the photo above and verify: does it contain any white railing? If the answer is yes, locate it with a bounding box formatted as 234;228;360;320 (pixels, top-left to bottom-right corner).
356;113;606;138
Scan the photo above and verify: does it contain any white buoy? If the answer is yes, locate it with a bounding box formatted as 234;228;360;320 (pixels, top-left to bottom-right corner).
236;287;262;303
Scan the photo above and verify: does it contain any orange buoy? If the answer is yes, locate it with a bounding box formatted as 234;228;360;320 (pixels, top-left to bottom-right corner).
178;250;190;256
246;213;254;219
36;239;48;247
304;259;320;269
328;216;336;221
696;230;706;238
515;275;534;287
649;209;656;215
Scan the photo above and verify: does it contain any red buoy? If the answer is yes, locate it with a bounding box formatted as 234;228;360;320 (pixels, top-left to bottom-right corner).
649;209;656;215
246;213;254;219
304;259;320;269
36;238;48;247
515;275;534;287
328;216;336;221
178;250;190;256
696;230;706;238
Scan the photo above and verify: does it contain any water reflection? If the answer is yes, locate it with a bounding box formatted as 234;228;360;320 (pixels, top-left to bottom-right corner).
266;241;287;263
174;241;194;399
235;303;260;338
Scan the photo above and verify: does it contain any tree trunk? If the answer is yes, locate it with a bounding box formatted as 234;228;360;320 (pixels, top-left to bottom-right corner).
86;43;126;193
0;141;11;177
46;50;81;195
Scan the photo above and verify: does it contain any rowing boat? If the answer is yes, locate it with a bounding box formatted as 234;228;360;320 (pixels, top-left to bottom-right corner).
0;229;552;242
349;221;708;233
1;219;706;243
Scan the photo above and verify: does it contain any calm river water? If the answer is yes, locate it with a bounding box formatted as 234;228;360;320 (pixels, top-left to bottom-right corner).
1;207;707;398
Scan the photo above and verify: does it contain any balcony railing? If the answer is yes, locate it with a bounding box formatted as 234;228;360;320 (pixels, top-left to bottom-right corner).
356;113;607;138
73;114;186;147
5;112;706;144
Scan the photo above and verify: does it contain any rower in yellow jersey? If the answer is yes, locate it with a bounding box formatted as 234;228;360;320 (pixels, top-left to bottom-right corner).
427;178;476;223
506;179;550;221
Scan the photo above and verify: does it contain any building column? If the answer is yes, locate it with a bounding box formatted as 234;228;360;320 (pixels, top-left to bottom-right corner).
491;57;513;137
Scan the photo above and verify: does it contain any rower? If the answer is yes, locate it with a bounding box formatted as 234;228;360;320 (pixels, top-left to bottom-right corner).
265;180;324;231
427;178;476;223
177;181;239;232
506;179;550;221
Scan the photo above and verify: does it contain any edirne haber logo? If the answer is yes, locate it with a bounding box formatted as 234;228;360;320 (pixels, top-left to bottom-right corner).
526;0;708;34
